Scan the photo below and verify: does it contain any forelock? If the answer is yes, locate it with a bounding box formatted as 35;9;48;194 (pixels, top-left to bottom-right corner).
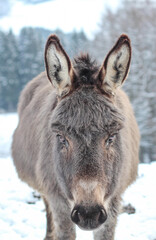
72;54;99;88
51;87;124;136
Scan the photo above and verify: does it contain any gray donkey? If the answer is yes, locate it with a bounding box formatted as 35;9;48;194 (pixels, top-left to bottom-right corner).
12;34;140;240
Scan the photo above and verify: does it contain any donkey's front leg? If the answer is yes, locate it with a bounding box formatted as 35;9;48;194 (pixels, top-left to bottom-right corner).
49;194;76;240
93;197;120;240
43;197;55;240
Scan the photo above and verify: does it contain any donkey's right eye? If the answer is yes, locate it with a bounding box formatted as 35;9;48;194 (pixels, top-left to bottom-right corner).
105;134;116;148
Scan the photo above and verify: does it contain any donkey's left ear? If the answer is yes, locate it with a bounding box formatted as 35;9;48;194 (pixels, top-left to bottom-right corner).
99;34;131;95
45;34;72;96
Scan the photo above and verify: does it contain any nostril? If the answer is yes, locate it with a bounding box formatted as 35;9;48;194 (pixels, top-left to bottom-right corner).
98;208;107;224
71;209;80;224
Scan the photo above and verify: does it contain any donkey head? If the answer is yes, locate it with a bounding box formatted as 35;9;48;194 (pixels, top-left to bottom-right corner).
45;34;131;230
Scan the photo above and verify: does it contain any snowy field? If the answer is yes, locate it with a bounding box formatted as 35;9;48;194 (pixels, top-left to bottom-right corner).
0;113;156;240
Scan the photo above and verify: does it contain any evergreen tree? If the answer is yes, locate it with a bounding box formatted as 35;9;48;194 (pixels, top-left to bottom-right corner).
18;27;45;88
0;30;20;111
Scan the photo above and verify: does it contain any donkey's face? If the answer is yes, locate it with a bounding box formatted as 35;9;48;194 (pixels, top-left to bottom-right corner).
45;34;131;230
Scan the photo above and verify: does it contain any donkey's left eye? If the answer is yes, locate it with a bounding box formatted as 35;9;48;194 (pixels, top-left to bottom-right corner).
57;134;69;147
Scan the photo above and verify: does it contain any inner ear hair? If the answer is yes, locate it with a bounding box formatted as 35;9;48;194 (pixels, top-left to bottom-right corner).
99;34;131;95
45;34;72;96
45;35;72;79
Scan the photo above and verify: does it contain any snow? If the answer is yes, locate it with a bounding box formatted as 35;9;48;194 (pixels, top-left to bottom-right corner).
0;113;18;158
0;113;156;240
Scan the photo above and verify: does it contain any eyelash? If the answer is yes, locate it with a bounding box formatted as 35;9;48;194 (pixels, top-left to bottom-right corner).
56;134;69;148
105;134;117;147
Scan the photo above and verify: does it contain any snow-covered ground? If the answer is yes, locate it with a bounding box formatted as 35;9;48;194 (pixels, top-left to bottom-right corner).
0;113;156;240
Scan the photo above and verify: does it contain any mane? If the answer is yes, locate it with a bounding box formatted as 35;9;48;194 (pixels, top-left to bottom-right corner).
72;54;100;88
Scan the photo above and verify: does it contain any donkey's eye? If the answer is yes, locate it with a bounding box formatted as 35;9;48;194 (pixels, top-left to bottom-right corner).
56;134;69;147
106;135;116;147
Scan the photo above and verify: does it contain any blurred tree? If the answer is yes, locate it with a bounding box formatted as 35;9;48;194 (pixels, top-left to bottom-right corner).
18;27;45;88
0;30;20;111
66;30;89;58
0;28;45;111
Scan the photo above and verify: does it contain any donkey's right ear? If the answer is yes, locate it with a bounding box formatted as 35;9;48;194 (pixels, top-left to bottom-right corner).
45;35;72;96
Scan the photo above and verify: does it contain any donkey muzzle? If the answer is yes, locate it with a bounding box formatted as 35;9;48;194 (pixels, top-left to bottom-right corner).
71;205;107;230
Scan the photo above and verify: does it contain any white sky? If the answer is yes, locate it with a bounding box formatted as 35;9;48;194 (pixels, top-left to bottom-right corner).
0;0;120;38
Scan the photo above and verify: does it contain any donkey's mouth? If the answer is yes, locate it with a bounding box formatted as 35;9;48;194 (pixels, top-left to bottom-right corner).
76;220;104;231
